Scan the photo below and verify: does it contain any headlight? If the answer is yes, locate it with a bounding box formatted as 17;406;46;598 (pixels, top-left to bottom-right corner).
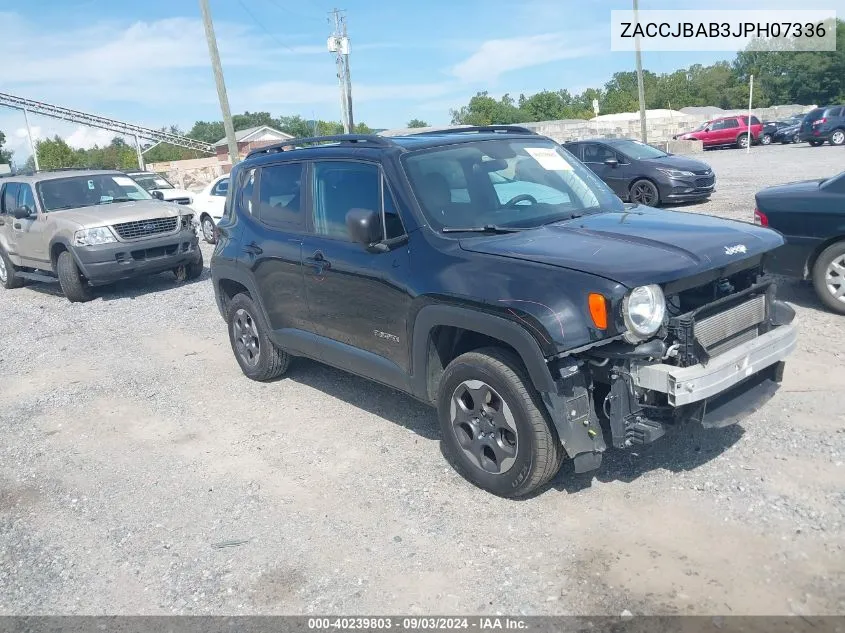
74;226;117;246
656;168;695;178
181;213;193;228
623;284;666;342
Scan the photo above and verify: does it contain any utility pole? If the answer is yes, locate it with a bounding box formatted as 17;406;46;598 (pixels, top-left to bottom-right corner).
133;134;145;171
633;0;647;143
199;0;239;165
329;9;353;133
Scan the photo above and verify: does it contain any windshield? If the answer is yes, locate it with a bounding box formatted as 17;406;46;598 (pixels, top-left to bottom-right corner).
36;174;153;212
612;140;667;160
403;139;623;232
132;174;175;191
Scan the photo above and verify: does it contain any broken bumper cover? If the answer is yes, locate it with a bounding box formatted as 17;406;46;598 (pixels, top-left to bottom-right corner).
629;322;797;407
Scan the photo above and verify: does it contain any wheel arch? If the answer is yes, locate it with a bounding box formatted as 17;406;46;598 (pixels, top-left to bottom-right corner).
807;234;845;278
48;237;81;274
212;264;265;320
410;304;557;403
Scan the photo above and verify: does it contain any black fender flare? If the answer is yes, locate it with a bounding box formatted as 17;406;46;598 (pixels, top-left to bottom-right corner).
48;237;82;274
410;304;557;400
211;263;268;320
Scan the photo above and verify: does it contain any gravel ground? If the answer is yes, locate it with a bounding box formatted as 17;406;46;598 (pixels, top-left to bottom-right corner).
1;143;843;616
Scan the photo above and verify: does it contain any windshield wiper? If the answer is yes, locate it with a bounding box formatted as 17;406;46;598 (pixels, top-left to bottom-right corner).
97;197;135;205
441;224;526;234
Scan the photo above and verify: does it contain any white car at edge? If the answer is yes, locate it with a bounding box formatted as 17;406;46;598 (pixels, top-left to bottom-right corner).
189;174;230;243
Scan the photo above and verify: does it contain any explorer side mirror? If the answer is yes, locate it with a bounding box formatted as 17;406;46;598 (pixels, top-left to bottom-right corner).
152;190;165;200
346;208;383;247
604;158;619;168
12;206;33;219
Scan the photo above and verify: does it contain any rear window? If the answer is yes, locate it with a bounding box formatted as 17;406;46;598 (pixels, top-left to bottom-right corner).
825;107;843;117
806;109;826;121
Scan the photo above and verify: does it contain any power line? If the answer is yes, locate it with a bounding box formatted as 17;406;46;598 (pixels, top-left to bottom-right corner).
236;0;299;52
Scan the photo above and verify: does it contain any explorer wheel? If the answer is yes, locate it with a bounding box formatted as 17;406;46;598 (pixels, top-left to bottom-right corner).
174;251;204;282
736;133;750;149
0;248;24;289
812;242;845;315
200;215;217;244
629;179;660;207
226;293;290;381
829;129;845;146
437;347;563;498
56;250;92;303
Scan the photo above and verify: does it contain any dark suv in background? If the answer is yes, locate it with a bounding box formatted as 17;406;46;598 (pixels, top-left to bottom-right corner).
563;138;714;206
800;106;845;146
211;127;797;498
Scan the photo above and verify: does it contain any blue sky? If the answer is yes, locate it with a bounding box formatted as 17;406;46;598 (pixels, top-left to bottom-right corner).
1;0;840;161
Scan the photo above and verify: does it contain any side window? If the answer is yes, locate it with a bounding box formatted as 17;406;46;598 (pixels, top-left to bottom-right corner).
257;163;304;230
582;144;615;163
312;161;380;241
1;183;20;214
212;177;229;196
17;184;36;212
724;119;739;129
239;168;256;216
830;107;843;117
709;120;725;131
750;116;761;125
564;144;582;160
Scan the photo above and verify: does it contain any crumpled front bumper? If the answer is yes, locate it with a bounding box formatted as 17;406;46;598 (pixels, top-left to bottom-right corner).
629;321;797;407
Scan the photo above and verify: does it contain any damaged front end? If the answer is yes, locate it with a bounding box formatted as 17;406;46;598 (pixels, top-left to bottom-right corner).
542;268;798;474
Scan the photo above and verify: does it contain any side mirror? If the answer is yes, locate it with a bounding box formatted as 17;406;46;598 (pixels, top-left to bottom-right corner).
13;206;33;219
604;158;619;168
346;208;383;247
152;190;164;200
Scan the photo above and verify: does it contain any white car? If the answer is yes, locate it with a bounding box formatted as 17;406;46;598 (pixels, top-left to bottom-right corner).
189;174;230;243
126;171;194;206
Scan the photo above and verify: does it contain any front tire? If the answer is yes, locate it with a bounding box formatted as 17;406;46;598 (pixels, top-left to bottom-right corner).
812;241;845;315
629;179;660;207
226;293;291;381
437;347;564;498
200;215;217;244
0;247;24;289
174;250;204;282
56;250;93;303
829;129;845;146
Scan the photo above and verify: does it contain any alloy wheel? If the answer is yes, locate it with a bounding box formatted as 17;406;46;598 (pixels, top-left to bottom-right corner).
202;218;216;242
449;379;518;475
831;130;845;146
630;181;658;206
233;308;261;367
761;134;772;145
738;135;749;148
0;256;7;283
825;255;845;304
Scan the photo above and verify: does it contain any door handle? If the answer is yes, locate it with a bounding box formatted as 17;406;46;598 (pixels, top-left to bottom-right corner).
244;241;263;255
305;251;331;271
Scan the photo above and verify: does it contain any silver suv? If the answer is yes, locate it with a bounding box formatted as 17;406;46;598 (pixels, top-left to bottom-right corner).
0;169;202;302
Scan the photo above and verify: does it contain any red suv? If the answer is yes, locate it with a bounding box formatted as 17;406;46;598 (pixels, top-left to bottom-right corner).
675;115;763;149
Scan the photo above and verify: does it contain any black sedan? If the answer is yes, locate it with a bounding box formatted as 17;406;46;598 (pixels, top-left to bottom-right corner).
756;171;845;314
563;138;714;207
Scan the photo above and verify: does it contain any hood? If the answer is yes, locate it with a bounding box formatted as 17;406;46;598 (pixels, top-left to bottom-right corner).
640;154;711;172
458;206;784;288
52;200;186;227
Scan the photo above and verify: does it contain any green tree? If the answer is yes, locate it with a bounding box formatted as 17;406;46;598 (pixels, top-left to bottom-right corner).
450;91;528;125
0;130;12;165
36;136;81;169
407;118;429;128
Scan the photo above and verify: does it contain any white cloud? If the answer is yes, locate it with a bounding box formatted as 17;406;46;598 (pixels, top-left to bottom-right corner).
451;31;604;82
66;127;125;149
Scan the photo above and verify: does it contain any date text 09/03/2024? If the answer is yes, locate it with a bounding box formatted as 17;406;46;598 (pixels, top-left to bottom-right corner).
307;617;528;630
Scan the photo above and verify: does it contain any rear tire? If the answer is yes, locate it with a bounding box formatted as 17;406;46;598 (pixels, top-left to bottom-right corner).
226;293;291;381
809;140;824;147
812;241;845;315
56;250;93;303
436;347;564;498
829;129;845;146
0;247;24;289
736;133;750;149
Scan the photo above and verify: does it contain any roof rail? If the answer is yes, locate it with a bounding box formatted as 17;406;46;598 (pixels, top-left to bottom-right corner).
408;125;538;136
246;134;396;158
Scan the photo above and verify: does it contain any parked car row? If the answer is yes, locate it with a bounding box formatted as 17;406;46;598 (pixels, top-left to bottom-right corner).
4;125;844;497
672;106;845;148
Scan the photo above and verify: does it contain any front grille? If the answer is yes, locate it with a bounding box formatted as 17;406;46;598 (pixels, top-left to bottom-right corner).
692;169;712;176
113;217;178;240
694;294;767;356
695;176;715;188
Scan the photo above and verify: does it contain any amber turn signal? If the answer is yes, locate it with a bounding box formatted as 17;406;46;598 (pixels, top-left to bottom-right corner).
588;293;608;330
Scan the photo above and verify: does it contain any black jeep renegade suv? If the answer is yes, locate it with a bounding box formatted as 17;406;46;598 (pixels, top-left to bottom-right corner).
211;126;798;498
